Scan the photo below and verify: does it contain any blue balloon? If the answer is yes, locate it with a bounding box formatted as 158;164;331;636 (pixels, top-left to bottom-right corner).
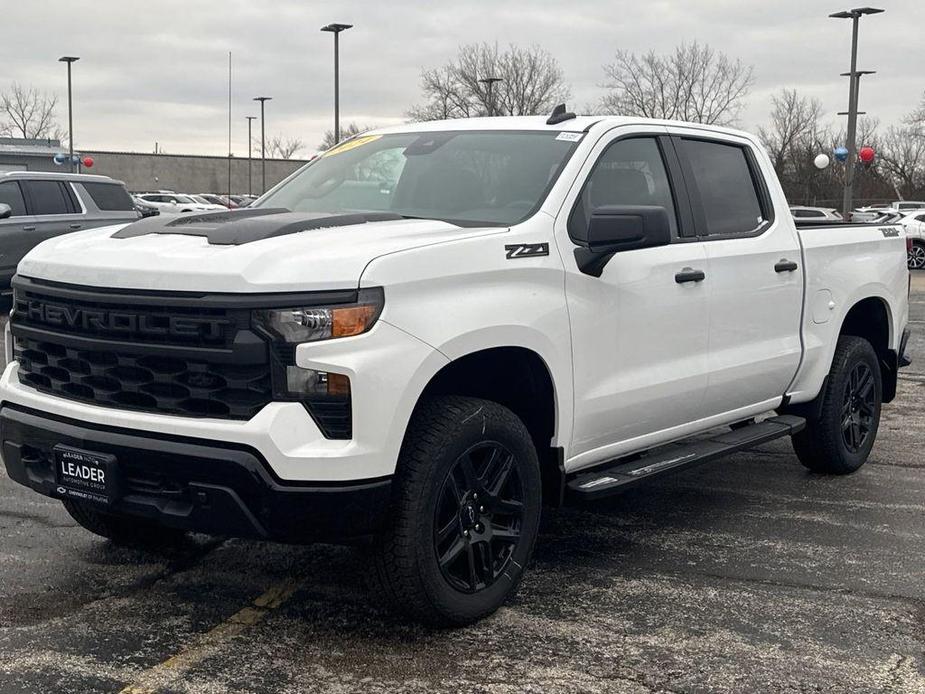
834;147;849;162
53;153;67;165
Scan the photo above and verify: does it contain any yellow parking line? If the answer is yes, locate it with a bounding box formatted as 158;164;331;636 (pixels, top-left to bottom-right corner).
119;577;302;694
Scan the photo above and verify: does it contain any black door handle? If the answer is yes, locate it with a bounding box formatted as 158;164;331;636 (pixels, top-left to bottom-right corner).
775;259;798;273
675;267;706;284
22;226;36;232
68;223;82;230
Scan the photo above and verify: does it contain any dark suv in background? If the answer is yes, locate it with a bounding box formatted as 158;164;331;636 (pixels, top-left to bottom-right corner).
0;172;139;290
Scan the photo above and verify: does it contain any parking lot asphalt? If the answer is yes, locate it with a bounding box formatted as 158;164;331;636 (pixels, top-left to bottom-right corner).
0;276;924;694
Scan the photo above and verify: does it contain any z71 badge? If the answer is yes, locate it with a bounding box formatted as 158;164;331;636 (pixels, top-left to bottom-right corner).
880;227;901;238
505;243;549;259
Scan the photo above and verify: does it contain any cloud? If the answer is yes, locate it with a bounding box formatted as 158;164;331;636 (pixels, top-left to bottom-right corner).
2;0;921;155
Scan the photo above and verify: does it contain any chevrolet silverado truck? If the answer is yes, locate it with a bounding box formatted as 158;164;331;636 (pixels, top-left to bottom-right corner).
1;110;912;626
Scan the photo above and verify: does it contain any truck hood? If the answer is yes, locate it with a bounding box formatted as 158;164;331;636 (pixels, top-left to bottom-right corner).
18;210;504;293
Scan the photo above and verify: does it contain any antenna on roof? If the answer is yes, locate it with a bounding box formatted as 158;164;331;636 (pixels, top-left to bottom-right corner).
546;103;576;125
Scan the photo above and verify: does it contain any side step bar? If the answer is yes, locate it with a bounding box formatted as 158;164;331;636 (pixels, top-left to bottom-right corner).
566;415;806;501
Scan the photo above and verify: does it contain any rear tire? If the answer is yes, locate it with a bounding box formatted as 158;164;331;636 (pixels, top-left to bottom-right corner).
63;500;186;549
369;395;542;626
791;335;882;474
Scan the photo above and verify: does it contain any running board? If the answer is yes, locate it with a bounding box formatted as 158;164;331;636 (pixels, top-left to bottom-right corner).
566;415;806;501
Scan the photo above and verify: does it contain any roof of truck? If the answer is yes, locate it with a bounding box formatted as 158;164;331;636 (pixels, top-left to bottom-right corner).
365;115;761;143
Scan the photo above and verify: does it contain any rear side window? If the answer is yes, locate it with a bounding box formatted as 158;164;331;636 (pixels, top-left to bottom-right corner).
83;182;135;211
0;181;27;216
22;180;74;215
680;139;766;236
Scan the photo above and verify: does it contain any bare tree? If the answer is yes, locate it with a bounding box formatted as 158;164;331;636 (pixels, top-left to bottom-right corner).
0;83;64;140
759;89;826;175
907;91;925;131
317;122;373;151
879;125;925;197
600;42;754;126
408;43;570;121
265;135;305;159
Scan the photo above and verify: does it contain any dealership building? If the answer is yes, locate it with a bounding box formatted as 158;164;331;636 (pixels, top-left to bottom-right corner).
0;137;309;194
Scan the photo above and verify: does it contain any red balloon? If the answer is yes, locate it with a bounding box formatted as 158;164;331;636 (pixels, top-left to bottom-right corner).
858;146;875;164
82;156;94;168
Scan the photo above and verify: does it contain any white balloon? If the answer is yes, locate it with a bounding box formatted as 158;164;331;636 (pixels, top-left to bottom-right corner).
814;154;830;170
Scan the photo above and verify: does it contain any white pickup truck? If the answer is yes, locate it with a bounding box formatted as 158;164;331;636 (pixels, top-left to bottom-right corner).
1;111;912;626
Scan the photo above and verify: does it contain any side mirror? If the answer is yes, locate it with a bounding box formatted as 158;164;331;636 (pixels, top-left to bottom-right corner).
574;205;672;276
0;203;11;220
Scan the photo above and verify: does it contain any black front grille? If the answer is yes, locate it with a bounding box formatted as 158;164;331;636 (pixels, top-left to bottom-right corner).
15;336;271;419
11;279;273;420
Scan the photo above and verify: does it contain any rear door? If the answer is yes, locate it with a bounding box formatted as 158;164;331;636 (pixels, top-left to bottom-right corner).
0;180;31;287
18;180;83;261
669;129;804;416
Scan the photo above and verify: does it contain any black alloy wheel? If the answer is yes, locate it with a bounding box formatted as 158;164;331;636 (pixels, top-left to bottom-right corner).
433;442;524;593
841;362;876;453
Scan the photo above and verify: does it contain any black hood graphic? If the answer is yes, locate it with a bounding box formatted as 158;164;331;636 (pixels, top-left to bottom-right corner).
111;209;404;246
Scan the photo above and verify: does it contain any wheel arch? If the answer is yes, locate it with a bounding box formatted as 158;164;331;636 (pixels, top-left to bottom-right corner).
838;295;897;402
409;343;566;505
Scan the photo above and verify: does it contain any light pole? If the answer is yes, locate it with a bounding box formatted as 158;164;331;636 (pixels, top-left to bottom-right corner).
830;7;884;217
478;77;502;116
245;115;257;196
253;96;272;193
58;56;79;173
321;23;352;144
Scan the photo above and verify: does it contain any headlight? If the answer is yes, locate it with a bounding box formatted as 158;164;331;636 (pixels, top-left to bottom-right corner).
252;288;383;343
252;288;383;440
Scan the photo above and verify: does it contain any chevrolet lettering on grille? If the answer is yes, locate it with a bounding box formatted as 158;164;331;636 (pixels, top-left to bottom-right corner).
18;300;230;340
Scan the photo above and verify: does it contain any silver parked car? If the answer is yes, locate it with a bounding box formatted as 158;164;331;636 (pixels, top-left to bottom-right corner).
0;172;140;290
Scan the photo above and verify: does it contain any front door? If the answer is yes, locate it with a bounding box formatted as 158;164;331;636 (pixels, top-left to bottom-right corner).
0;180;32;287
555;128;711;469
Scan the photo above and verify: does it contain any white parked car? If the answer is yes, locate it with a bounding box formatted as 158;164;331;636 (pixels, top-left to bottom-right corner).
2;113;912;626
899;210;925;269
854;201;925;222
789;206;842;221
891;200;925;213
134;193;224;213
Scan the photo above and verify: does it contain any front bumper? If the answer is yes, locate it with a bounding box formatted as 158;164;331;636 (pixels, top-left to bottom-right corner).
1;403;392;542
0;317;448;482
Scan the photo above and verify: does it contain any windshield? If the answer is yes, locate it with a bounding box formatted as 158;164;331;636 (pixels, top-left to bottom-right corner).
256;130;580;227
175;195;196;204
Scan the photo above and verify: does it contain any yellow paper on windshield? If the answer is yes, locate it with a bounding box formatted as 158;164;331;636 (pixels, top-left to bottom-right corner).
322;135;381;157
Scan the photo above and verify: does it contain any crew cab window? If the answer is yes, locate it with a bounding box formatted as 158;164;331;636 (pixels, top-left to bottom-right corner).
83;182;135;211
22;180;74;215
680;139;767;236
0;181;27;217
568;137;678;239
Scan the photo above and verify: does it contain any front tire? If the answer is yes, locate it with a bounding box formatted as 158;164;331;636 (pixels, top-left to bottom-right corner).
63;500;187;549
370;395;542;626
791;335;882;474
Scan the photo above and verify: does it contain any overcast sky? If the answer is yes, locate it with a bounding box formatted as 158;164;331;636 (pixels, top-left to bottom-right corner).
3;0;922;157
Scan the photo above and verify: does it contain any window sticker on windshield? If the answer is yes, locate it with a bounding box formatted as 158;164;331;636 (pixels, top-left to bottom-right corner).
556;132;583;142
322;134;382;157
